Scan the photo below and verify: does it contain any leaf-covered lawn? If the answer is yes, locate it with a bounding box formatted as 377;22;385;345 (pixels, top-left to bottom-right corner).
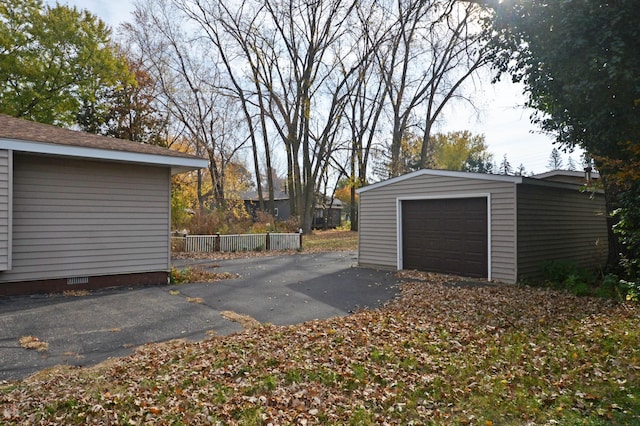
302;230;358;252
2;272;639;425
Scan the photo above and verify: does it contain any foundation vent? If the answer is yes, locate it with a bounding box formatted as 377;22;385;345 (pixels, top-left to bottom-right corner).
67;276;89;285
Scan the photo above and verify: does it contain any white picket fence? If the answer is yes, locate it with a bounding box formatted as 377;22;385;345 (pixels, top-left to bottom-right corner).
172;232;302;253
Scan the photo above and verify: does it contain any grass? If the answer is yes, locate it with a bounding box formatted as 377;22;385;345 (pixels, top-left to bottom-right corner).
169;267;238;284
303;229;358;252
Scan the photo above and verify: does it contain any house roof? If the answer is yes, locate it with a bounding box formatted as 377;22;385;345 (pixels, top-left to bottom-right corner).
241;190;290;201
0;114;208;174
241;190;346;209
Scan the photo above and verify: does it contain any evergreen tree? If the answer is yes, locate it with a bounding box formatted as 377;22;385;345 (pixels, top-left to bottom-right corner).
547;148;563;170
499;154;513;175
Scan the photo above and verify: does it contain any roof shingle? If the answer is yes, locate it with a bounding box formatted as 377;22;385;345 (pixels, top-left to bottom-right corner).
0;114;201;161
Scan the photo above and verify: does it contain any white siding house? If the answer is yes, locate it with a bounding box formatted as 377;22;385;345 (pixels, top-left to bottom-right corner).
0;114;207;295
357;169;608;284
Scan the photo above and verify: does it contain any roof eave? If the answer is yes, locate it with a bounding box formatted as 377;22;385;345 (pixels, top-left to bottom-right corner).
357;169;523;194
1;138;208;173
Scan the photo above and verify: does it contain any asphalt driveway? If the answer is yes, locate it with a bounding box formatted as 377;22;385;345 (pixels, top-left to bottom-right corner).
0;251;399;382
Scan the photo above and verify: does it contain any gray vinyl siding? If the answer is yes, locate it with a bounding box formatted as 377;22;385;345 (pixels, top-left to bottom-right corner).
0;154;170;283
358;192;398;270
0;150;11;271
516;183;608;281
358;174;518;283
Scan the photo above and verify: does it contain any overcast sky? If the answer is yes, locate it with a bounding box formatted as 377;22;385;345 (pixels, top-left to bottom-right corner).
50;0;583;174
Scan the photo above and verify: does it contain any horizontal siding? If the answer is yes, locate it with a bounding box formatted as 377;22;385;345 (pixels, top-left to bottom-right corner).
0;154;170;283
517;184;608;281
0;150;10;270
358;174;517;283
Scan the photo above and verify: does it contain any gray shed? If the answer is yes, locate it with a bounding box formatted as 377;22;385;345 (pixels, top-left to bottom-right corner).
356;169;608;284
0;114;207;295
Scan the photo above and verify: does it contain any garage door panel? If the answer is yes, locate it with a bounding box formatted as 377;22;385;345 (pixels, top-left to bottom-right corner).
402;198;488;278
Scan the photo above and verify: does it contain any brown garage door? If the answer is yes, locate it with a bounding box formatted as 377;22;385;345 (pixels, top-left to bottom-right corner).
402;197;487;278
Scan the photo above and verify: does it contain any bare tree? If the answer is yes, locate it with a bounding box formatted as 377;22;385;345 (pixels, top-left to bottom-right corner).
121;0;493;231
374;0;491;177
332;1;390;230
175;0;277;214
122;0;247;207
256;0;365;231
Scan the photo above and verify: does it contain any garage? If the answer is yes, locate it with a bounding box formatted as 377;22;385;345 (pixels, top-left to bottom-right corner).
356;169;608;284
402;197;488;278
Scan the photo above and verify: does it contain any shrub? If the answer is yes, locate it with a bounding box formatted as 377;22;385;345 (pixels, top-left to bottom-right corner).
540;260;640;301
248;211;300;233
186;201;252;235
336;220;351;231
179;200;303;235
541;260;597;296
249;211;277;233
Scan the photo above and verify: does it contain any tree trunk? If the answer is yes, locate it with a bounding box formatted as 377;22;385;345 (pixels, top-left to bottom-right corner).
419;119;434;169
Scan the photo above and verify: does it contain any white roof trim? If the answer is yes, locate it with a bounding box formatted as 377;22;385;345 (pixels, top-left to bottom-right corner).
532;169;600;180
357;169;523;194
0;138;208;172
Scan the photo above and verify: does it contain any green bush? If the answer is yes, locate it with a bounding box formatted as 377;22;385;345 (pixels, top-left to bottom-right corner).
542;260;594;284
541;260;596;296
619;279;640;301
540;261;639;301
169;267;190;285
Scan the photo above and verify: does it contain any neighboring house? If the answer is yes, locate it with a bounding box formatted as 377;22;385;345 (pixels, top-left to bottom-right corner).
313;197;344;229
0;114;207;295
242;190;291;222
241;191;344;229
356;169;608;284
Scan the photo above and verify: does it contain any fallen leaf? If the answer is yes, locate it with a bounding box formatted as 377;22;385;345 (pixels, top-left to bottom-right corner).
220;310;261;329
18;336;48;352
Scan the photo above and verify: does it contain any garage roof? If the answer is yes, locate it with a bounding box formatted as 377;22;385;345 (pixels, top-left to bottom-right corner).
0;114;208;174
357;169;523;194
357;169;598;194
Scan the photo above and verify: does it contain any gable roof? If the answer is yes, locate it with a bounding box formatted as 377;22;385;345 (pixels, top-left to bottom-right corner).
356;168;601;194
0;114;207;174
357;169;523;194
241;190;290;201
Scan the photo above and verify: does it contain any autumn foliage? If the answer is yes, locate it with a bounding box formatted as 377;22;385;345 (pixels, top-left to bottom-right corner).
2;272;638;424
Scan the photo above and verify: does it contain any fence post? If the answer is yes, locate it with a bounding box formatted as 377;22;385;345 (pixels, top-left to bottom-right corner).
298;228;303;249
266;232;271;251
215;233;220;252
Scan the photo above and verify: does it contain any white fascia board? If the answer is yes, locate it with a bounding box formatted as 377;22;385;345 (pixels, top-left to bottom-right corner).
0;139;208;172
357;169;523;194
